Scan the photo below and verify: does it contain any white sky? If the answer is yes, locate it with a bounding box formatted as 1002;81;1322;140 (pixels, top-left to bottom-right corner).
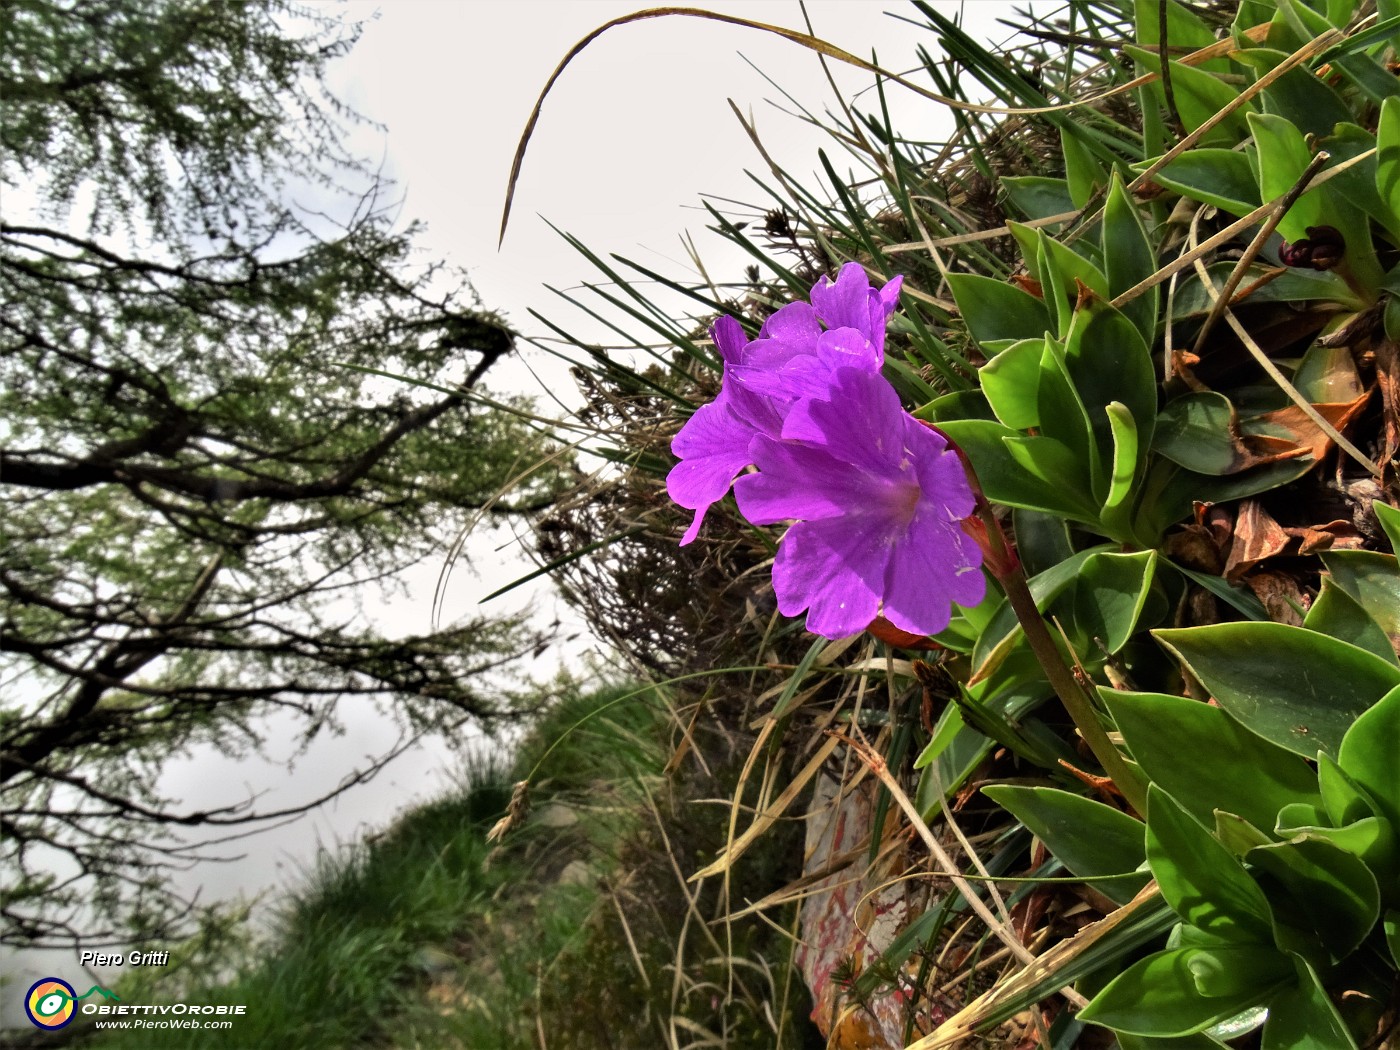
6;0;1040;1004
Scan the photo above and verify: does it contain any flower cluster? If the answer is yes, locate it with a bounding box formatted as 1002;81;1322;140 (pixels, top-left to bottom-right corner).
666;264;985;639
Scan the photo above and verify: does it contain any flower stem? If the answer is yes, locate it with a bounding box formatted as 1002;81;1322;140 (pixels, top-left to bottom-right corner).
988;521;1148;816
948;437;1148;815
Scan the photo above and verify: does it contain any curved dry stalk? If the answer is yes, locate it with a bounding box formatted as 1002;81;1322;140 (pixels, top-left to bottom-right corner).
499;8;1265;245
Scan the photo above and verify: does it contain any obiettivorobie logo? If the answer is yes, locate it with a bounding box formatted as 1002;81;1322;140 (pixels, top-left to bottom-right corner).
24;978;120;1030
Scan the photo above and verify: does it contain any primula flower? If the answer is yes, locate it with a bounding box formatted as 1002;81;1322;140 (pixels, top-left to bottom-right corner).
666;264;902;544
733;366;985;638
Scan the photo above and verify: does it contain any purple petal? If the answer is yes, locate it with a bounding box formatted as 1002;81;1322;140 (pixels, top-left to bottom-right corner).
772;515;889;637
735;438;890;524
667;399;755;544
882;508;985;635
758;301;820;345
711;315;748;365
780;368;908;476
725;369;793;439
908;421;976;522
815;326;882;373
810;264;874;335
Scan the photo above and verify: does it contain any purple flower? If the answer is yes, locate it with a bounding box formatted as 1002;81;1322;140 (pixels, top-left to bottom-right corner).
734;366;985;638
666;265;903;544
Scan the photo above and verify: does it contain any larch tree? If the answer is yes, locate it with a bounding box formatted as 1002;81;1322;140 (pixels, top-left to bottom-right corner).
0;0;564;948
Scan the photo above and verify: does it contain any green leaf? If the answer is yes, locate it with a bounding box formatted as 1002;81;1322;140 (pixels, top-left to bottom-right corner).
1070;551;1158;655
1062;124;1106;208
1078;945;1292;1036
1241;48;1354;139
1135;0;1218;52
1249;112;1325;242
947;273;1052;346
1386;908;1400;968
1153;393;1253;475
919;388;996;424
1247;834;1381;963
1214;811;1273;856
914;702;966;771
1119;1035;1228;1050
1373;499;1400;552
980;338;1044;430
1317;754;1380;827
1064;295;1157;474
1001;176;1074;222
1170;263;1364;315
1144;150;1261;217
1147;786;1275;943
1124;47;1255;141
1153;624;1400;757
938;420;1099;523
1338;684;1400;833
982;785;1149;904
1379;98;1400;240
1103;171;1159;346
1261;963;1359;1050
1274;816;1399;902
1318;124;1400;242
1319;551;1400;666
1105;690;1321;831
1034;340;1097;476
1012;507;1073;579
1103;403;1140;520
1303;578;1398;667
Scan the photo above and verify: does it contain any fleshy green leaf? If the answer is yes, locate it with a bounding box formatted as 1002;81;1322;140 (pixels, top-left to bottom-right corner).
980;338;1044;430
1243;48;1353;139
1373;499;1400;552
947;273;1052;346
1338;684;1400;833
1153;393;1254;475
938;420;1099;523
1147;786;1275;943
1317;754;1381;827
1105;690;1321;830
1001;176;1074;221
1303;577;1398;667
982;785;1149;904
1078;945;1291;1036
1103;172;1159;346
1249;112;1325;241
1379;98;1400;239
1261;962;1359;1050
1103;402;1139;519
1064;295;1157;476
1144;150;1261;217
1319;551;1400;665
1153;624;1400;757
1070;551;1158;655
1062;124;1106;208
1247;835;1381;964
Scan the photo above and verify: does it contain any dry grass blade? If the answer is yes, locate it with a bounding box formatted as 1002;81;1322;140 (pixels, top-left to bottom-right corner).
690;733;840;880
909;884;1164;1049
831;731;1051;979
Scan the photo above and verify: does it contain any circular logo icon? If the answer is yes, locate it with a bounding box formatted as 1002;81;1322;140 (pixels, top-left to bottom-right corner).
25;977;77;1030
